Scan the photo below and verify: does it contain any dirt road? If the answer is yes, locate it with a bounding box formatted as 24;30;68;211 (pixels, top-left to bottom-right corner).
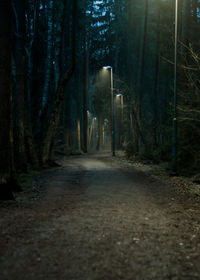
1;154;200;280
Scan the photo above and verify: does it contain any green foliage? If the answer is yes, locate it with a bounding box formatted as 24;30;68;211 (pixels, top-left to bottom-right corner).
125;139;172;164
139;146;161;163
124;142;138;158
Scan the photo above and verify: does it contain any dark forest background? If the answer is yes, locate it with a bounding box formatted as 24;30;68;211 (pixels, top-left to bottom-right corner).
1;0;200;198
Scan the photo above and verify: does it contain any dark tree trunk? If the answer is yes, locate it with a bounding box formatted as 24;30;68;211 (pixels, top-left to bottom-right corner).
82;35;89;153
13;0;27;171
25;0;42;168
152;5;161;147
135;0;148;151
96;117;102;151
42;0;77;164
42;0;54;115
82;0;89;153
0;0;15;199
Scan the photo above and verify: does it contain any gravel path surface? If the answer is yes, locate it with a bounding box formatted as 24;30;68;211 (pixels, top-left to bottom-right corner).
1;154;200;280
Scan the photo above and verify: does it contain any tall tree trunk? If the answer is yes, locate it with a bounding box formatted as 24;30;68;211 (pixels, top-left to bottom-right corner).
96;117;102;151
42;0;54;110
13;0;27;171
82;34;89;153
82;0;89;153
77;120;81;151
152;4;161;147
0;0;15;199
135;0;148;151
23;0;40;168
41;0;77;164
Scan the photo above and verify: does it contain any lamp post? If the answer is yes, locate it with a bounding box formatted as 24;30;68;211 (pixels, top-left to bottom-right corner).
171;0;178;175
103;66;115;156
116;93;124;117
116;93;124;149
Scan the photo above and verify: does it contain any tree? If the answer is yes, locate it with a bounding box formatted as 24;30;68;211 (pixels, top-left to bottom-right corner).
41;0;77;164
82;0;89;153
0;0;16;199
13;0;27;171
135;0;149;151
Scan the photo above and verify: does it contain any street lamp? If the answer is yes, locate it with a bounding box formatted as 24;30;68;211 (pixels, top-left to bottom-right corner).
171;0;178;175
103;66;115;156
116;93;124;122
116;93;124;149
116;93;124;115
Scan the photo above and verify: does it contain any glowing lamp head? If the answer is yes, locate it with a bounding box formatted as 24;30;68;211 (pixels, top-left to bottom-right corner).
103;66;112;70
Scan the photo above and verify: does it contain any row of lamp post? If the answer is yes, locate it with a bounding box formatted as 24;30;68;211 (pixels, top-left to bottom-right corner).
103;0;178;173
103;66;115;156
103;67;124;156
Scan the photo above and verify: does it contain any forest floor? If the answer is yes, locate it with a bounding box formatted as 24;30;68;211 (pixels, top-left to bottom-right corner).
1;152;200;280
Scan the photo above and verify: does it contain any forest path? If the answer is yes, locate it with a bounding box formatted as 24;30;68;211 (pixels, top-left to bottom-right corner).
1;153;200;280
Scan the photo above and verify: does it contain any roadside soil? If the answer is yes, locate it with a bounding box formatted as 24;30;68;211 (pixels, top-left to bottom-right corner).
1;153;200;280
